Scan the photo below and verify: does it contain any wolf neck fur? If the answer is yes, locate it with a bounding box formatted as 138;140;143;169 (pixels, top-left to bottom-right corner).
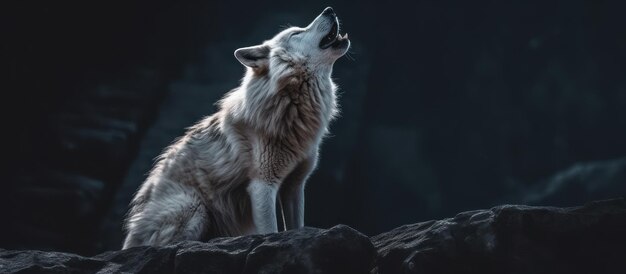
221;61;338;152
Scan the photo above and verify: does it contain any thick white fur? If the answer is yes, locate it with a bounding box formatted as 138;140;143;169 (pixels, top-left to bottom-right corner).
123;8;349;248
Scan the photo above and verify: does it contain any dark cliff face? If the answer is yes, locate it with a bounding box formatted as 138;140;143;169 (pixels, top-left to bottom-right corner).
1;198;625;273
372;198;626;274
2;0;626;255
0;225;376;274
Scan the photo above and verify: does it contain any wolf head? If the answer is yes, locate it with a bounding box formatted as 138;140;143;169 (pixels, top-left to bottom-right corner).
234;7;350;77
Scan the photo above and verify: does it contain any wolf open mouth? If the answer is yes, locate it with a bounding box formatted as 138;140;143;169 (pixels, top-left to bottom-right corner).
319;16;348;49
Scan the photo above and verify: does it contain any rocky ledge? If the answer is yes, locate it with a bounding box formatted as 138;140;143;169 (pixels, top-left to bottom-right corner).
1;198;625;274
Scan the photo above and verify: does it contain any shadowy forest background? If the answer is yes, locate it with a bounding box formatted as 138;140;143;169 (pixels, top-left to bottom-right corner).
1;0;625;255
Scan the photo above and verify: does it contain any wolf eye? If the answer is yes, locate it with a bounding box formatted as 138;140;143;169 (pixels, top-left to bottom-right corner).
289;31;303;38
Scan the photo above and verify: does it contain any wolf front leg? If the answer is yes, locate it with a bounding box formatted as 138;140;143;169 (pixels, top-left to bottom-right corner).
280;156;316;230
247;179;279;234
280;183;305;230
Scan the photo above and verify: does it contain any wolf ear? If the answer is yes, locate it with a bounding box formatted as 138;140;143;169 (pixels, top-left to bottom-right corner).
234;45;270;68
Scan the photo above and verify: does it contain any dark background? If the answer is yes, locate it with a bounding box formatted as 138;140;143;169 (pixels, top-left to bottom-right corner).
1;0;625;255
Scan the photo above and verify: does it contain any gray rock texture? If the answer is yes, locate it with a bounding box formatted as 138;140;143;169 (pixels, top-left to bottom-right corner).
2;199;625;273
1;225;375;274
372;198;626;274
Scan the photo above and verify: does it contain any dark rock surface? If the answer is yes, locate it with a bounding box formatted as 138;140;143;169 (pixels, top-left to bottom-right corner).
372;198;626;274
0;225;374;274
1;3;203;254
2;199;625;273
0;71;169;254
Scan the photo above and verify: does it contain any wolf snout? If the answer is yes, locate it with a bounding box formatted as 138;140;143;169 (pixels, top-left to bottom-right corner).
322;7;335;17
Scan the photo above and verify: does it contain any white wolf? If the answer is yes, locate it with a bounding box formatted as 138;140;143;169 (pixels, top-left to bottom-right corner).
122;7;350;248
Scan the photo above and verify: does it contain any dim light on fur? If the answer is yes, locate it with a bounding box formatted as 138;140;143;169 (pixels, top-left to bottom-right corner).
122;7;350;248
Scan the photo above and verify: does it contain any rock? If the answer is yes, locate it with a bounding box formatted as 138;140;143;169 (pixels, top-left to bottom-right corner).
54;112;139;138
371;198;626;274
520;158;626;206
0;245;178;274
8;171;106;233
2;199;624;273
0;225;375;274
2;171;107;252
16;171;106;201
54;127;130;169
